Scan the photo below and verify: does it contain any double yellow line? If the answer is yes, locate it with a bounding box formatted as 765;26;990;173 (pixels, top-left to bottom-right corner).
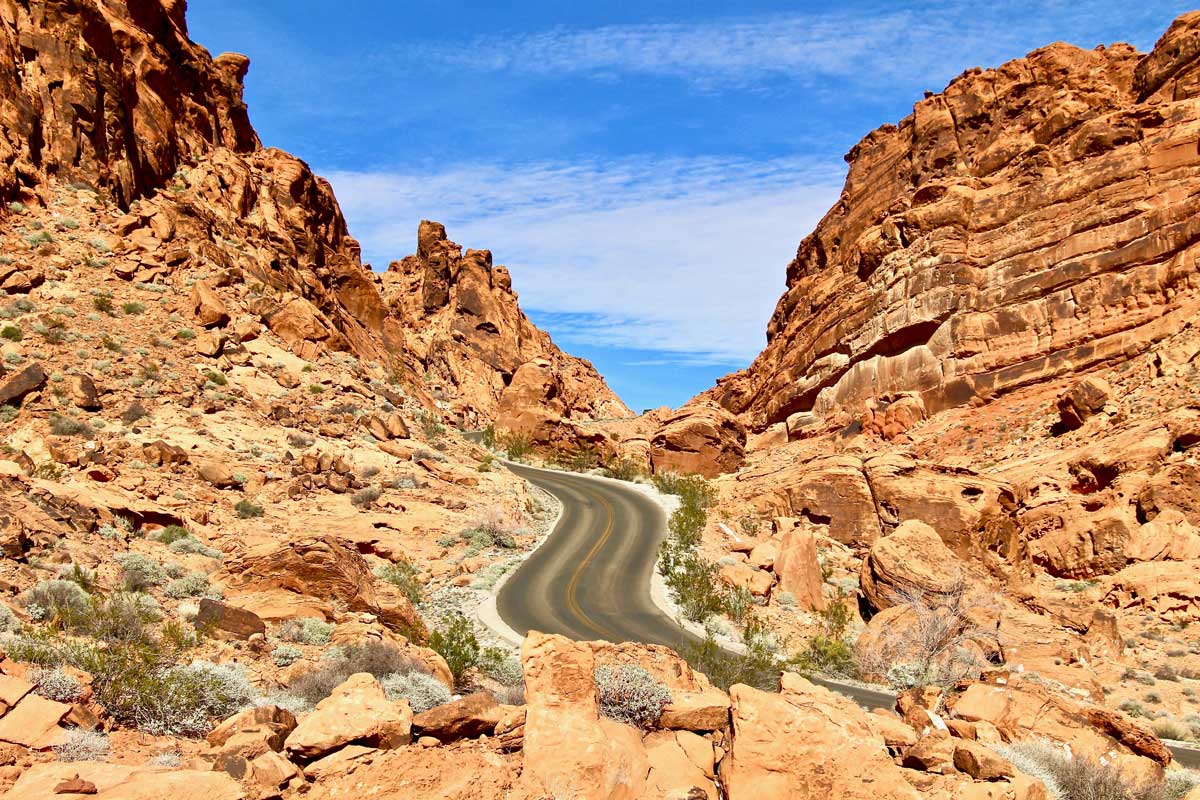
563;479;621;642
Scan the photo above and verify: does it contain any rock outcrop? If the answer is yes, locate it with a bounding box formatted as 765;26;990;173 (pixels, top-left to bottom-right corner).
708;15;1200;433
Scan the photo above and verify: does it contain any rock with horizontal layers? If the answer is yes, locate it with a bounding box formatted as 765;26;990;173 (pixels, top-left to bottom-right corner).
1103;559;1200;619
722;673;920;800
516;633;648;800
218;535;425;639
3;762;245;799
412;692;506;743
284;673;412;761
207;705;297;761
708;15;1200;432
650;401;747;478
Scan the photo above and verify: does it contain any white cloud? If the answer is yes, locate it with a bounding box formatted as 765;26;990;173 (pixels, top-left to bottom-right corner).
405;2;1178;91
323;156;844;365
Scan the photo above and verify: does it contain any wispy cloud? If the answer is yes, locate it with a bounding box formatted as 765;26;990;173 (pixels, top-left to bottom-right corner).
323;156;844;365
406;2;1179;91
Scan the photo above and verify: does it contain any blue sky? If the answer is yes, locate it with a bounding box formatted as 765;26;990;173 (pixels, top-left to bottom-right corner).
187;1;1189;412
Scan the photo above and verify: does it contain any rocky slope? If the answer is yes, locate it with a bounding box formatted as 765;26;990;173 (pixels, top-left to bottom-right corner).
0;0;625;430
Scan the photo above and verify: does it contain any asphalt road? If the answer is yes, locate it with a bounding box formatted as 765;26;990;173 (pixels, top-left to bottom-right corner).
494;460;1200;768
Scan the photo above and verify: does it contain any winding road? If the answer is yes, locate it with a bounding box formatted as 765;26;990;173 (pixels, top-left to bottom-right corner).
493;460;1200;768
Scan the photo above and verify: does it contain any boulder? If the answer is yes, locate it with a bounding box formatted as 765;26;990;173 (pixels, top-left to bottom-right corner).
0;693;70;748
194;599;266;640
650;401;746;478
190;280;231;328
5;763;244;799
207;705;296;761
1056;376;1112;432
0;363;45;406
861;519;964;610
773;526;825;610
722;673;919;800
69;375;101;410
411;692;505;743
283;673;411;761
517;633;648;800
644;730;718;799
197;460;238;488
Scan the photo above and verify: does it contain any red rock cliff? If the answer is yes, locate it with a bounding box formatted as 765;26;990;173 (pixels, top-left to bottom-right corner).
710;14;1200;434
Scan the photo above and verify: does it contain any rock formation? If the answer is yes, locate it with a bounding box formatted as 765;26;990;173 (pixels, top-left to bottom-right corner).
707;14;1200;437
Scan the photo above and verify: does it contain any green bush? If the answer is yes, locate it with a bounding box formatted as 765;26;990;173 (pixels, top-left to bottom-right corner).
92;296;114;315
49;412;92;438
150;525;190;545
0;325;21;342
594;664;671;728
787;592;858;679
375;561;421;604
351;485;382;508
272;645;303;667
122;301;146;316
679;624;783;692
498;431;533;461
428;614;503;687
235;499;264;519
21;580;91;625
602;458;644;481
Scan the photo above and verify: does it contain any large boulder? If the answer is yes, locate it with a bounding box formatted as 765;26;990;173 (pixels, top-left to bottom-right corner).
650;401;746;478
218;535;424;639
722;673;919;800
516;633;648;800
283;673;412;761
772;525;826;611
412;692;506;743
860;520;965;610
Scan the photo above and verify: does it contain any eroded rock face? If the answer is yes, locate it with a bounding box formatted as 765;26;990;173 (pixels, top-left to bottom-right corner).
709;17;1200;431
649;401;747;477
381;223;632;429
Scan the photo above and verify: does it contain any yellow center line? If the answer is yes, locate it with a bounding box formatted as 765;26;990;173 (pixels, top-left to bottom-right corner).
564;480;621;641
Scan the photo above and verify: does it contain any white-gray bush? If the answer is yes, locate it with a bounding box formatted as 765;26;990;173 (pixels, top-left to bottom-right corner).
272;645;303;667
21;580;89;621
0;604;19;633
381;671;451;714
168;536;222;559
116;553;167;590
54;729;110;762
594;664;672;728
31;666;84;703
131;660;257;737
279;617;335;645
164;572;212;599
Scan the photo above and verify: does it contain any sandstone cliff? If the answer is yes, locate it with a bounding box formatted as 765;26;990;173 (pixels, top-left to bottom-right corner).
709;14;1200;437
0;0;625;428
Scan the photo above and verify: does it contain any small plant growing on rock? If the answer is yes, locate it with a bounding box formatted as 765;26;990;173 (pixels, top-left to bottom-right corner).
235;499;264;519
594;664;671;728
54;729;110;763
31;666;84;702
272;645;303;667
381;671;451;714
278;617;335;646
375;561;421;604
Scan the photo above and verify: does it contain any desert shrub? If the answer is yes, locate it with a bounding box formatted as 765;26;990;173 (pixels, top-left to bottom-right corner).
1119;699;1147;718
21;579;90;624
485;656;524;688
278;617;335;646
788;593;858;679
202;369;227;386
1154;665;1180;682
175;327;195;340
856;579;1000;690
57;563;95;590
235;499;264;519
1153;718;1190;741
997;738;1195;800
0;325;21;342
272;645;303;667
122;301;146;316
498;431;532;461
78;592;161;643
168;536;222;559
428;613;503;687
594;664;671;728
375;561;421;604
148;751;181;767
351;485;382;509
0;604;19;633
288;642;425;707
164;572;211;599
92;295;114;315
416;410;445;440
121;402;149;425
117;553;167;591
286;432;313;448
679;620;783;692
477;453;495;472
31;666;84;702
54;729;110;762
381;671;451;713
554;441;599;472
49;412;92;438
463;509;521;550
150;525;190;545
603;458;644;481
